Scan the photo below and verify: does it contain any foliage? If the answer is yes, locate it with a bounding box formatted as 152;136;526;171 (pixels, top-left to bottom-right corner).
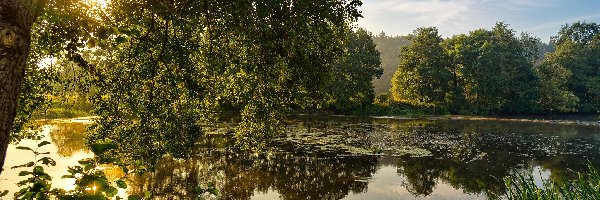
8;138;173;200
326;28;383;114
10;28;60;143
10;0;104;142
503;164;600;200
56;0;364;170
11;140;64;199
8;139;218;199
533;63;579;112
390;23;544;114
367;93;448;116
545;22;600;112
453;23;540;114
59;158;127;199
391;27;452;107
8;0;362;198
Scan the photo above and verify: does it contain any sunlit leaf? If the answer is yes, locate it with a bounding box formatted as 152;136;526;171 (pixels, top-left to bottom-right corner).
12;162;35;169
16;146;34;152
105;186;118;197
62;175;76;179
127;195;142;200
18;171;32;176
33;166;45;174
0;190;8;197
37;141;51;147
116;179;127;189
38;157;57;166
90;143;117;155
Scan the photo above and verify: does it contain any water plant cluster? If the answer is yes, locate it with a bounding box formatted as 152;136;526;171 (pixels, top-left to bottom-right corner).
504;165;600;200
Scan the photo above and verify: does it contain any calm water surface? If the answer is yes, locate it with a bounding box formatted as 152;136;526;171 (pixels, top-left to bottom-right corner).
2;115;600;199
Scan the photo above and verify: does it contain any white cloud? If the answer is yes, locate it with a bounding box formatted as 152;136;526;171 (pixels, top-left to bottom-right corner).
361;0;475;26
357;0;564;38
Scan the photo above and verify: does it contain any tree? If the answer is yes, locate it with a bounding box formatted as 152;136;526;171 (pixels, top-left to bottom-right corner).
327;28;382;113
77;0;364;170
546;22;600;112
0;0;109;174
442;34;470;113
455;23;540;113
0;0;363;173
0;0;47;174
371;32;410;94
391;27;451;107
534;62;579;112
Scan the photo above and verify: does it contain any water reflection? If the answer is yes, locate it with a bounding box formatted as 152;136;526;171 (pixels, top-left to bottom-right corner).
127;153;378;200
124;116;600;199
0;124;94;196
2;116;600;200
49;122;90;157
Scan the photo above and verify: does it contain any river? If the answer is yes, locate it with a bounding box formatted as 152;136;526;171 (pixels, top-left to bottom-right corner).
1;115;600;199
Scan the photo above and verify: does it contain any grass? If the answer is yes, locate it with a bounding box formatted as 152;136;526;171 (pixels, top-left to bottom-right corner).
503;164;600;200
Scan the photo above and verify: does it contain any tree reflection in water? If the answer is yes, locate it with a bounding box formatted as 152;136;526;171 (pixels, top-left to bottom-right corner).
48;122;90;157
39;116;600;199
127;152;378;200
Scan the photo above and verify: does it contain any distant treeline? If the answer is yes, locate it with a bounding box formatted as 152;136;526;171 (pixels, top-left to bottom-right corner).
371;27;556;95
40;22;599;116
387;22;600;114
325;22;600;115
371;33;410;94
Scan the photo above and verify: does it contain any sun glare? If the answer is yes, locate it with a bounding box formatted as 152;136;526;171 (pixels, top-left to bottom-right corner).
86;0;108;9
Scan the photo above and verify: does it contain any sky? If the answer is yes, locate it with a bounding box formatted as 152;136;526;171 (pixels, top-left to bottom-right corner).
356;0;600;42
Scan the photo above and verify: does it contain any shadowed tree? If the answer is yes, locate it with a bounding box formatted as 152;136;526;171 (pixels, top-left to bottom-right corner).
0;0;364;174
327;28;382;114
545;22;600;112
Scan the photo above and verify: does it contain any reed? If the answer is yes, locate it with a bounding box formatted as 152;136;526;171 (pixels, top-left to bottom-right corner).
504;165;600;200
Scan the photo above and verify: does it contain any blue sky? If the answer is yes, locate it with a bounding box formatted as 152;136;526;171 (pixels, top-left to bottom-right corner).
356;0;600;42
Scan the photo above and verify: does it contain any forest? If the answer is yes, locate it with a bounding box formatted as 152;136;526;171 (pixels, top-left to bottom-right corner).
387;22;600;115
1;0;600;199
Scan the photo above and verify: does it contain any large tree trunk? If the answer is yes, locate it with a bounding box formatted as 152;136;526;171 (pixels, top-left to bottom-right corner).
0;0;36;174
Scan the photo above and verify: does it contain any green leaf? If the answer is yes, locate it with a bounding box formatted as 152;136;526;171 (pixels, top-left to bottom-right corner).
23;191;33;199
116;179;127;189
62;175;76;179
127;195;142;200
84;163;95;171
12;162;35;169
17;187;28;194
33;166;45;174
17;178;34;186
87;39;96;48
38;157;57;166
144;190;151;199
98;157;118;164
121;166;129;174
37;141;51;147
112;27;121;35
90;143;117;155
105;186;118;197
115;36;127;43
16;146;33;152
18;171;32;176
0;190;8;197
78;159;93;166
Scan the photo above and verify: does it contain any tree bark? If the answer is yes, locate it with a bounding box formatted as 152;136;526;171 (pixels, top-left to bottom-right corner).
0;0;36;174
